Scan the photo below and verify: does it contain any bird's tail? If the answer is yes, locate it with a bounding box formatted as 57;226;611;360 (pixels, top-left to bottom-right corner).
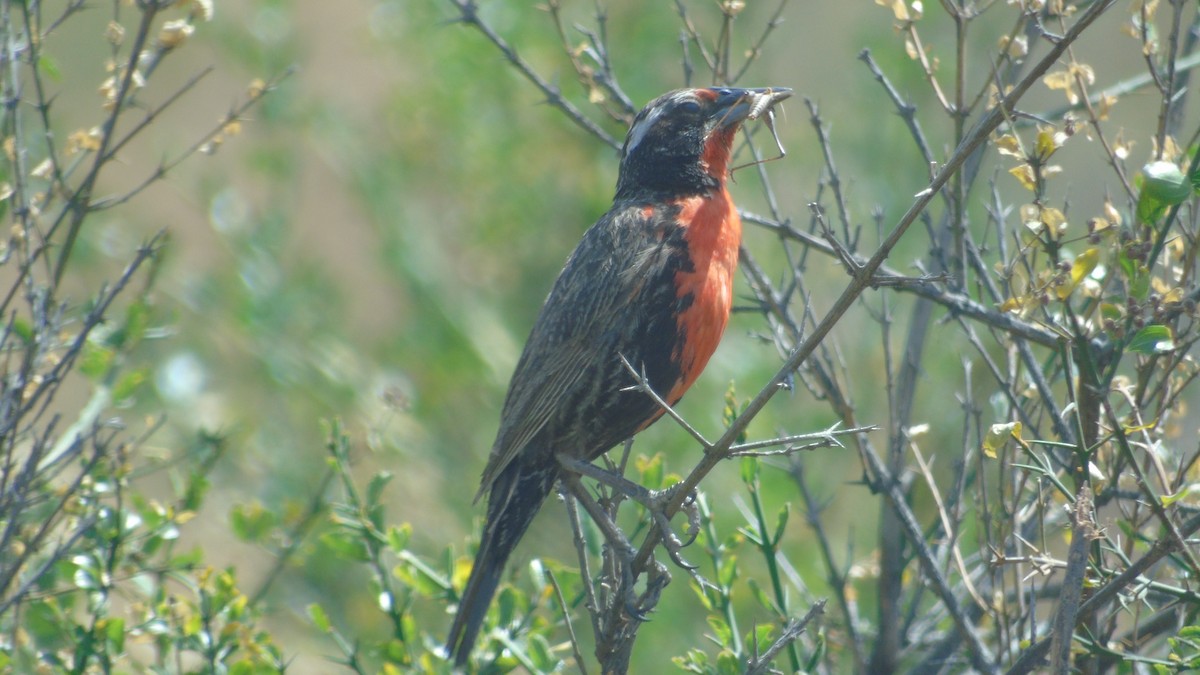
447;459;558;667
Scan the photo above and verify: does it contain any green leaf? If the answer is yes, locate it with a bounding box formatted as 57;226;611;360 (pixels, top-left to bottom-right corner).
1137;161;1190;225
395;557;449;598
183;471;210;512
636;453;664;490
690;577;715;611
527;633;556;670
308;604;331;632
79;343;115;381
230;501;278;543
1127;324;1175;354
740;456;759;485
717;554;738;589
773;504;790;545
110;298;151;349
37;54;62;81
807;629;826;670
723;382;747;443
103;617;125;654
366;471;393;507
382;638;408;664
747;623;775;655
496;586;517;626
25;599;68;649
112;367;148;401
1117;246;1137;281
673;649;708;671
747;578;776;612
10;318;32;344
1136;189;1166;225
387;523;411;552
1129;266;1151;300
319;531;371;562
1142;161;1192;205
707;616;733;647
716;649;740;675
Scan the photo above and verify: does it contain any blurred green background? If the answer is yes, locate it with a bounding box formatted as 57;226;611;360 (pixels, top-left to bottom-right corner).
45;0;1178;670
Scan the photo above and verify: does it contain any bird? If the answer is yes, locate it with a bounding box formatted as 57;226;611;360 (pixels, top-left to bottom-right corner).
446;86;792;667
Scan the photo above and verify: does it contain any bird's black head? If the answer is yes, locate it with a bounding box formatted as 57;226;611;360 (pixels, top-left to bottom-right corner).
614;87;792;201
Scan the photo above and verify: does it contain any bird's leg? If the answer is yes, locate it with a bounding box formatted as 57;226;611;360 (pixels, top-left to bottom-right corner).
558;454;702;572
559;472;651;620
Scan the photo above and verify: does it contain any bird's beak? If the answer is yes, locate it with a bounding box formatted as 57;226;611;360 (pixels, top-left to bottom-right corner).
711;87;793;128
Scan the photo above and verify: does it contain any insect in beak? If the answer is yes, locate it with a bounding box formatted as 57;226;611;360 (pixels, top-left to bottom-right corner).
731;89;790;174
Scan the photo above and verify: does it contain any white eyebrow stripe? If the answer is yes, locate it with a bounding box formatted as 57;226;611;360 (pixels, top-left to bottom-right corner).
622;91;700;159
623;104;667;159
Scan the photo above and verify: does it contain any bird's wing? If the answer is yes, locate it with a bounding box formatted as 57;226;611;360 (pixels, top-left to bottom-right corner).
475;204;666;500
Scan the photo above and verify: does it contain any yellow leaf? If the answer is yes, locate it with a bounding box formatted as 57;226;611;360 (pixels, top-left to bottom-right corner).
1112;129;1133;160
1035;129;1059;160
1103;199;1122;227
1123;420;1157;434
878;0;909;21
1041;206;1067;233
994;133;1022;158
1043;69;1073;91
1009;164;1036;191
1161;485;1194;507
983;422;1022;459
1070;62;1095;86
999;34;1028;58
1072;247;1100;282
1043;69;1079;103
1058;247;1099;300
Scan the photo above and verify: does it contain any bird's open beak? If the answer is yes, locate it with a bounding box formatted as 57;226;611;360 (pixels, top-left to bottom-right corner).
711;87;793;128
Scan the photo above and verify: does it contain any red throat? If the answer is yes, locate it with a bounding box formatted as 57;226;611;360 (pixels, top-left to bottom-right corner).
701;126;739;181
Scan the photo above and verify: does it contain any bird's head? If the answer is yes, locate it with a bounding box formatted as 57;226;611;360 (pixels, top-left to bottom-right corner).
615;87;792;200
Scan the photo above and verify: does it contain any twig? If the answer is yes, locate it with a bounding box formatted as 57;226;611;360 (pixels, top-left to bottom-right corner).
447;0;618;149
1049;485;1097;673
547;568;590;675
1006;512;1200;674
744;600;826;675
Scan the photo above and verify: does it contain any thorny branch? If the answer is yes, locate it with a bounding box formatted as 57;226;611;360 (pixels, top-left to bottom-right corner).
445;0;1200;671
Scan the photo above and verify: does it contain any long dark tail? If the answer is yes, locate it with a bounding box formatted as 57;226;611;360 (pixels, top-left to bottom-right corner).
447;458;559;667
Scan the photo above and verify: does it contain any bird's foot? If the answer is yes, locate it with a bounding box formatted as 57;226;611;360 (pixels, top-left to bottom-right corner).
642;483;703;571
558;455;701;572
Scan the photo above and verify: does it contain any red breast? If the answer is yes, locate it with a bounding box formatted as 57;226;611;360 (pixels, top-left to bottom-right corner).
666;188;740;404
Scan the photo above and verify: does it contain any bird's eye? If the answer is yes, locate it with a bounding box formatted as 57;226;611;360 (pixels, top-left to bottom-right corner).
677;99;702;115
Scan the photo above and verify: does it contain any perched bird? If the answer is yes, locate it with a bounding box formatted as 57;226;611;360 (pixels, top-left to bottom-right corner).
446;86;792;667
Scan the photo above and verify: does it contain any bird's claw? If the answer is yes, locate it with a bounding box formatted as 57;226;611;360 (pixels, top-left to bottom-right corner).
645;483;703;571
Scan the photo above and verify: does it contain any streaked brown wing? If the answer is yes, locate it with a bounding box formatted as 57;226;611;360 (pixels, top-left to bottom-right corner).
474;204;669;499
